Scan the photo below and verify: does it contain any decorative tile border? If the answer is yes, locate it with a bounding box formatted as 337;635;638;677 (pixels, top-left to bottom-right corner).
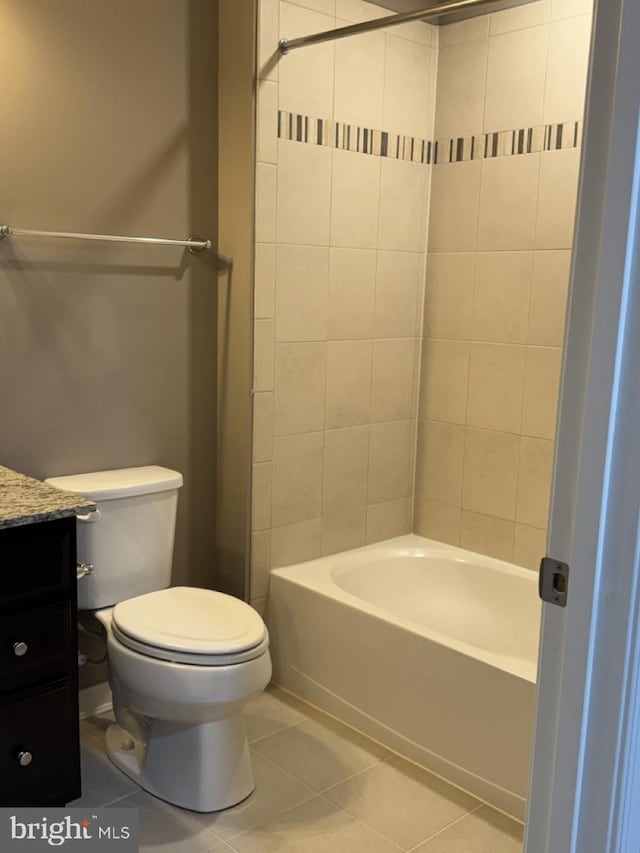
277;110;582;165
277;110;431;164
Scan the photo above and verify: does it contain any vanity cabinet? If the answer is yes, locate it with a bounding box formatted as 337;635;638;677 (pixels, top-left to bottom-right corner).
0;517;81;806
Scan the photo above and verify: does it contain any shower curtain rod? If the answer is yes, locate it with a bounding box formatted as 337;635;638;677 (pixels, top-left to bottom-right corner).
0;224;212;253
279;0;499;53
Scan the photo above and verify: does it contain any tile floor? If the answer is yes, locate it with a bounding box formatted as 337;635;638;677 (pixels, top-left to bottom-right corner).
75;686;524;853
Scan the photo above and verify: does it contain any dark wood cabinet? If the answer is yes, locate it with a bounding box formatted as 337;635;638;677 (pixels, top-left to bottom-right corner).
0;517;81;805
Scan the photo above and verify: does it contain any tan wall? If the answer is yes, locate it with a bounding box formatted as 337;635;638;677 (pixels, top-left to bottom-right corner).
251;0;439;603
0;0;218;680
414;0;593;568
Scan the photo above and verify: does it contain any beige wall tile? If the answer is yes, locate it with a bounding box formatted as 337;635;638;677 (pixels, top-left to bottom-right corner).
543;15;592;124
419;339;470;425
478;154;541;251
323;425;369;514
321;508;367;555
254;319;275;392
439;16;489;47
435;39;488;139
271;517;322;568
331;149;381;250
516;436;554;527
274;342;326;435
535;148;580;250
258;0;280;82
378;158;428;253
489;0;550;35
252;461;273;531
551;0;593;18
275;245;329;342
368;420;414;504
383;35;432;139
529;250;571;346
253;392;274;463
415;420;465;506
467;343;526;433
414;500;461;545
251;530;272;599
325;340;373;428
277;141;333;246
460;511;515;563
393;21;437;48
272;432;323;526
327;248;376;340
366;498;412;544
472;252;533;344
423;253;475;340
462;428;520;520
514;523;547;571
336;0;390;23
257;80;278;165
374;251;423;339
256;163;277;243
429;161;482;253
334;27;385;128
278;3;335;116
371;339;419;423
484;26;548;131
522;346;562;439
255;243;276;319
286;0;335;14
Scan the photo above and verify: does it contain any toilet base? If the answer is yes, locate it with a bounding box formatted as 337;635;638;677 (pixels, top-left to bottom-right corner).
105;714;255;812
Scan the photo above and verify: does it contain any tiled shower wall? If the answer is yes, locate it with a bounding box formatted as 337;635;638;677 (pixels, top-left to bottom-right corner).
251;0;438;606
413;0;593;568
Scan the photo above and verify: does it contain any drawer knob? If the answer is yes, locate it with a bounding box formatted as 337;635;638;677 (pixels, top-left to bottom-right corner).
17;751;32;767
13;642;28;657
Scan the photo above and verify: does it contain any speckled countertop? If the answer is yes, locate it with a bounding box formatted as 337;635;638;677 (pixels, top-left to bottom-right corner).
0;465;95;530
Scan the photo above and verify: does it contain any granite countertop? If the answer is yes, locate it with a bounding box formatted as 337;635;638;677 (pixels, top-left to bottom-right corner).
0;465;95;530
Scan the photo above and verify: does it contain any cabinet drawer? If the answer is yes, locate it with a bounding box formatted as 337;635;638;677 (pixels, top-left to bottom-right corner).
0;679;80;805
0;518;75;606
0;604;73;685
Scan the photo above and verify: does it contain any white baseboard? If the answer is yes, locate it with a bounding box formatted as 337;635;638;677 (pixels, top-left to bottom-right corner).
79;681;113;719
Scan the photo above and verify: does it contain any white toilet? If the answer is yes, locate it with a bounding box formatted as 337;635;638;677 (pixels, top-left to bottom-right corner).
46;465;272;813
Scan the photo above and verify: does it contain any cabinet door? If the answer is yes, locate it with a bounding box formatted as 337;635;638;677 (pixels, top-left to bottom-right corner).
0;518;75;606
0;680;80;805
0;604;73;687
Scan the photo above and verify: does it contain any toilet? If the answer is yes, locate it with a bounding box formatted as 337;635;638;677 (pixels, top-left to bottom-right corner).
45;466;272;813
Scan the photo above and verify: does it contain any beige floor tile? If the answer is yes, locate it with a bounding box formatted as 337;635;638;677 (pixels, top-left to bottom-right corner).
199;752;314;841
71;746;137;808
245;685;310;743
413;805;523;853
324;755;480;850
125;791;225;853
228;795;401;853
251;715;390;792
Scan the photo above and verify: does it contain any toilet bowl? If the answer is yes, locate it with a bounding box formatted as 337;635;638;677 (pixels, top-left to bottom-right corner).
46;466;272;812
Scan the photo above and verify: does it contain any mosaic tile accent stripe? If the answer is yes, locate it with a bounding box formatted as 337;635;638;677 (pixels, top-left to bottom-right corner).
277;110;582;165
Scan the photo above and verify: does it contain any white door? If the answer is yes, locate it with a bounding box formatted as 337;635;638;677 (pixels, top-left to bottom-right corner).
525;0;640;851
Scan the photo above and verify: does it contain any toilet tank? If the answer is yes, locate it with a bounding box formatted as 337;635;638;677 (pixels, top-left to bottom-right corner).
45;466;183;611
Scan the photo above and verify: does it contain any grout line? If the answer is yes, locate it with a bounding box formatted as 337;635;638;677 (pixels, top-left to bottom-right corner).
404;804;486;853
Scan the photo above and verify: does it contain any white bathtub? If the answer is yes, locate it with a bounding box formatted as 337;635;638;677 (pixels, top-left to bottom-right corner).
267;534;541;820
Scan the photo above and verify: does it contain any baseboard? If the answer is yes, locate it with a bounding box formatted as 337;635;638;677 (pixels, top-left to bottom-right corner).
79;681;113;719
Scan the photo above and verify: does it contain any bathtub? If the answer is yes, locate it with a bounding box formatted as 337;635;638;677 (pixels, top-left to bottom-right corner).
267;534;541;821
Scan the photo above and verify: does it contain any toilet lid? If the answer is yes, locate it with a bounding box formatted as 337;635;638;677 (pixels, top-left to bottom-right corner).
112;587;267;656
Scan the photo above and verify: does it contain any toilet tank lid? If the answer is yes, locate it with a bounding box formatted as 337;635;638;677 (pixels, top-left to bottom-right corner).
45;466;183;501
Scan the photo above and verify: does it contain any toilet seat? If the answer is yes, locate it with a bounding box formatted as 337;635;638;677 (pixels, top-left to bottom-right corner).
111;586;269;667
